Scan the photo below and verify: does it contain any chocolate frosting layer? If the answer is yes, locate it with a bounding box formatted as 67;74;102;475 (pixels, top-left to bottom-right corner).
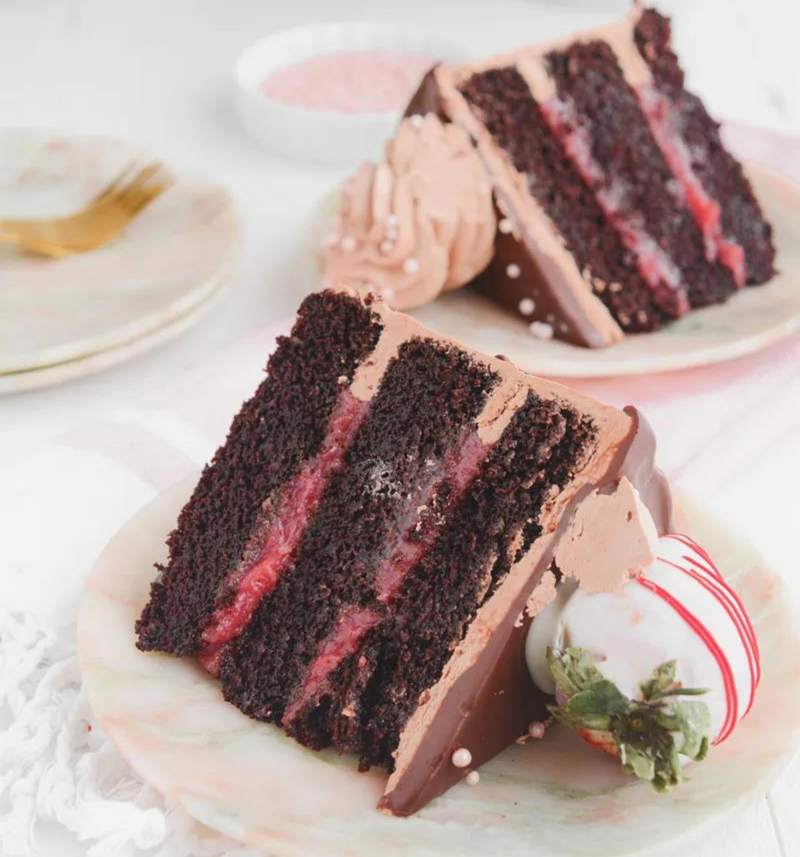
619;405;672;535
324;114;496;311
379;406;671;816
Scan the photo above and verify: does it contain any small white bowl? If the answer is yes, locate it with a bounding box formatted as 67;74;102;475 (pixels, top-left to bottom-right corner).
234;22;468;166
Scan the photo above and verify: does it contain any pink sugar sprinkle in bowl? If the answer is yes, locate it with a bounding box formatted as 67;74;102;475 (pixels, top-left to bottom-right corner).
234;23;468;165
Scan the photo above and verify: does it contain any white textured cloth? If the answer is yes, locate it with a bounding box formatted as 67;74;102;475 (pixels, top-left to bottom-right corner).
0;610;230;856
0;609;263;857
0;126;798;855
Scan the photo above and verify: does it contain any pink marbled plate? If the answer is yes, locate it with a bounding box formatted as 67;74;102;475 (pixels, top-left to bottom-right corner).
0;129;240;389
78;477;800;857
414;162;800;377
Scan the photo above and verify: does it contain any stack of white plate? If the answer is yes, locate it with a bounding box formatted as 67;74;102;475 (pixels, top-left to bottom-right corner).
0;129;240;393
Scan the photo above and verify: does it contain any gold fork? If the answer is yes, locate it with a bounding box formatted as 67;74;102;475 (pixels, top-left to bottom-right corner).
0;162;173;258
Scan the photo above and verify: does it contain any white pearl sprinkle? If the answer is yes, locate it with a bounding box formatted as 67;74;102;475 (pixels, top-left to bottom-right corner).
324;234;340;248
528;721;546;739
518;298;536;316
382;286;395;300
340;236;357;252
498;218;513;234
386;212;399;227
506;263;521;279
529;321;554;341
409;113;425;128
403;257;420;275
451;748;472;768
466;770;480;785
380;240;394;255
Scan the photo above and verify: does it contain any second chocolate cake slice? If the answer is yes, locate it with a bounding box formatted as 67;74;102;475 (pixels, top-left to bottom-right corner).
405;4;775;347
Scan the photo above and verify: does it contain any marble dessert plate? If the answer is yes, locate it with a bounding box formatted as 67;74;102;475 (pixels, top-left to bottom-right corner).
79;475;800;857
412;162;800;377
0;129;240;392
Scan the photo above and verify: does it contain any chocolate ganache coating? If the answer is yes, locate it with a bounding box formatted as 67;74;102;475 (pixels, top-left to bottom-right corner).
379;407;671;815
404;66;448;120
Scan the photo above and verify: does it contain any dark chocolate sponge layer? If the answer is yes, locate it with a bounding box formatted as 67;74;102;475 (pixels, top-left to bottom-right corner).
546;40;738;310
634;8;776;285
461;67;669;333
135;292;383;655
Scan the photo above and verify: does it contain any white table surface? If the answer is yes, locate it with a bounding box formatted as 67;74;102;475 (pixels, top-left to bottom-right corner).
1;1;799;855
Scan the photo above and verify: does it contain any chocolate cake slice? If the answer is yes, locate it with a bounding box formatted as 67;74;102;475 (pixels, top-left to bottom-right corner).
137;287;670;815
405;4;775;347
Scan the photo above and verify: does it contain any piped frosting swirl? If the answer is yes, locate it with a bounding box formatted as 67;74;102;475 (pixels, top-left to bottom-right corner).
324;114;496;310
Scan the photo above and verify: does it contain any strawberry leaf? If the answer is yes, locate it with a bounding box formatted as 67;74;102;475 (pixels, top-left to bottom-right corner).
548;705;613;733
673;700;711;760
546;645;605;698
640;660;676;701
566;681;629;719
546;646;712;792
619;742;656;781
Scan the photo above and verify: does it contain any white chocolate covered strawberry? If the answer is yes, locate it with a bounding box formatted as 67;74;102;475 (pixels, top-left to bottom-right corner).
526;534;760;790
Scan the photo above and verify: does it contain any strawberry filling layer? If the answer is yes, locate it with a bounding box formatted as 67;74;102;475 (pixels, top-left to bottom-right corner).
636;85;747;287
282;607;382;725
198;390;369;675
375;430;489;603
282;429;490;721
540;96;690;313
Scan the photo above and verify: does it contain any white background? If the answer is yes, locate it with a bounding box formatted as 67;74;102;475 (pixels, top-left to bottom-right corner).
1;0;799;855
